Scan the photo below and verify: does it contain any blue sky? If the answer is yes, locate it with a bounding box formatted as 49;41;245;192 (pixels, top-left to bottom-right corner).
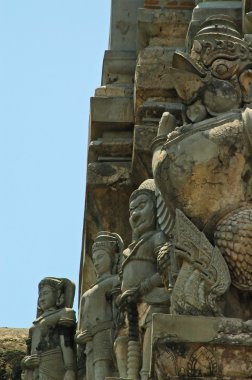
1;1;110;327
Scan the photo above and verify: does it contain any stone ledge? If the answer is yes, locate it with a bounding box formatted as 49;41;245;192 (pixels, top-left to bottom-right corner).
90;96;134;139
144;0;194;9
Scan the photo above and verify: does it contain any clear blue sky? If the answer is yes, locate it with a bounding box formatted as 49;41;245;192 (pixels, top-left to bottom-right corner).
1;1;110;327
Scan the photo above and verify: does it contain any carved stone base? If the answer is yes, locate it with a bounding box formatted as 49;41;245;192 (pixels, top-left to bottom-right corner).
152;314;252;379
169;378;248;380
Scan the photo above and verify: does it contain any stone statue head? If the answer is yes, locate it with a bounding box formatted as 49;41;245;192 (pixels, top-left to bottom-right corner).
92;231;124;277
170;15;252;121
129;179;157;239
37;277;75;316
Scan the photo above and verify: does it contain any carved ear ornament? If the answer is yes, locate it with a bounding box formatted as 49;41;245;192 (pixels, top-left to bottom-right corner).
172;51;206;77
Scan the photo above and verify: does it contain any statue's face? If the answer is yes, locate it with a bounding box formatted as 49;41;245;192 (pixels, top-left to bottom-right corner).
129;193;156;238
39;285;57;311
93;249;112;277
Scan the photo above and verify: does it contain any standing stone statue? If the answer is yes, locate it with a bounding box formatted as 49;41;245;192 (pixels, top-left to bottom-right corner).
75;231;123;380
22;277;76;380
117;179;171;380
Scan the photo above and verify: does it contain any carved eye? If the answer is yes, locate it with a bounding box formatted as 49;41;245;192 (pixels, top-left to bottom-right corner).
215;64;228;76
211;59;238;79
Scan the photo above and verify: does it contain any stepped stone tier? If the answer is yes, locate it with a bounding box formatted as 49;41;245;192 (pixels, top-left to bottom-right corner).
79;0;252;379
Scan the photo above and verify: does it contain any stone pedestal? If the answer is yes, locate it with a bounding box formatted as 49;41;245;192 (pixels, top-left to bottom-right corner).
152;314;252;379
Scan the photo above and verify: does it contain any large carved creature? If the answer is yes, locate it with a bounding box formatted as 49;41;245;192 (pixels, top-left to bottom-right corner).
152;16;252;302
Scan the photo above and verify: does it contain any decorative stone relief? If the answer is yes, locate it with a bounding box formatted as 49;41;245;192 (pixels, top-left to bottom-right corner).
158;209;231;316
152;314;252;379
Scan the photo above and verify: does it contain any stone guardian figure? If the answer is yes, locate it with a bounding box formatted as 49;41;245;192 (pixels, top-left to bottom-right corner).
117;179;171;380
22;277;77;380
75;231;123;380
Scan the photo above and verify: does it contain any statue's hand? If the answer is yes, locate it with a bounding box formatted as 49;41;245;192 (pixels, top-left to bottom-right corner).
23;354;40;368
63;369;76;380
75;330;92;344
119;287;141;308
139;278;153;295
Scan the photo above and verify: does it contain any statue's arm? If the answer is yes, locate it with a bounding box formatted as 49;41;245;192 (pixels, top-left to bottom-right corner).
60;334;76;380
59;309;77;380
75;294;92;345
140;233;168;294
21;327;40;370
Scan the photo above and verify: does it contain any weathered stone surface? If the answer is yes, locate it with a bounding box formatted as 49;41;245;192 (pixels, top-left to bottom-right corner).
132;102;183;182
138;8;193;49
80;162;133;295
0;328;27;380
136;100;183;124
95;85;133;97
152;314;252;379
90;96;134;139
144;0;194;8
131;124;157;184
88;132;132;163
187;1;242;50
153;113;251;233
135;47;178;110
109;0;144;51
102;50;137;86
87;162;131;186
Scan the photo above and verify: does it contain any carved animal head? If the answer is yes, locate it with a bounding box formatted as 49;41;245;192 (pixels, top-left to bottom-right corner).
170;16;252;122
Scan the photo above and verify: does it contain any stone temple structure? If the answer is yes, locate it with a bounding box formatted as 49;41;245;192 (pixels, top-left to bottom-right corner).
6;0;252;379
77;0;252;379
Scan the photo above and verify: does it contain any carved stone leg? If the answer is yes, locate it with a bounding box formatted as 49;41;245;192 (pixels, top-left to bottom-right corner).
94;359;113;380
140;326;152;380
127;340;141;380
85;342;94;380
127;303;141;380
114;335;128;378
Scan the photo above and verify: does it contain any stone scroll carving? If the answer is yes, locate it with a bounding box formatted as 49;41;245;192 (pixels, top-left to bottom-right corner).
22;277;76;380
158;209;231;317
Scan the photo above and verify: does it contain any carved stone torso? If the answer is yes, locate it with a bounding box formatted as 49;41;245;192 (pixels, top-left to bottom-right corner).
30;307;75;354
82;275;118;331
121;231;165;292
153;109;252;235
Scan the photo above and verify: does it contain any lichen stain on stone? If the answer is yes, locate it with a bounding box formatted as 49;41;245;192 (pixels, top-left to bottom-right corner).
116;21;130;35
